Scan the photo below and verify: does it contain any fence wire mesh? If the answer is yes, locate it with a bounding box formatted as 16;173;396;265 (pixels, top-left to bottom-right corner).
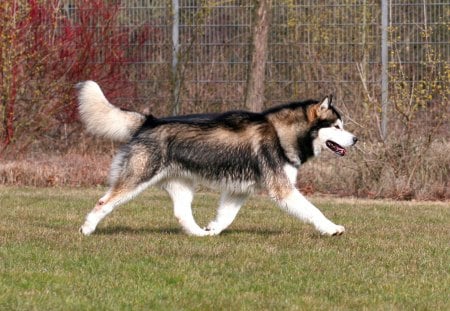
62;0;448;114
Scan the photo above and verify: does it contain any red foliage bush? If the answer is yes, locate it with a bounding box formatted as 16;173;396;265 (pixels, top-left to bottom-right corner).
0;0;153;153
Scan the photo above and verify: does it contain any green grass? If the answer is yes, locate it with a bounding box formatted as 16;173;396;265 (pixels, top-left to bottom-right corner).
0;187;449;310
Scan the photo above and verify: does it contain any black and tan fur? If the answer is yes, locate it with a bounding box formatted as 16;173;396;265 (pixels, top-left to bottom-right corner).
77;81;357;237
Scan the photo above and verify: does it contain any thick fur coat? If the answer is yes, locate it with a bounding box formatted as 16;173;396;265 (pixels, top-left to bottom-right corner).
77;81;357;236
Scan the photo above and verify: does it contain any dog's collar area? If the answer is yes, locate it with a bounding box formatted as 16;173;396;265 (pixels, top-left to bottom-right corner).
325;140;346;156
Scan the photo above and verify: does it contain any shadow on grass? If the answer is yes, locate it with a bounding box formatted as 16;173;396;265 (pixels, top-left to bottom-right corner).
221;228;284;236
95;225;284;236
96;226;181;235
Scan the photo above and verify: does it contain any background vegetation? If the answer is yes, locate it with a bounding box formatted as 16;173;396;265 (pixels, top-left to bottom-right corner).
0;0;448;200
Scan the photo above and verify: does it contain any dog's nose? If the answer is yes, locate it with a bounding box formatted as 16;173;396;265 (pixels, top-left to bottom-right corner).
353;136;358;144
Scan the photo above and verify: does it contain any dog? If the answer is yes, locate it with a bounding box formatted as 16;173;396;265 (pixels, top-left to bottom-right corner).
77;81;357;237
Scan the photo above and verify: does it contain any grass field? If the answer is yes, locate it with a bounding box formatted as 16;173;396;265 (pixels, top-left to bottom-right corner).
0;187;449;310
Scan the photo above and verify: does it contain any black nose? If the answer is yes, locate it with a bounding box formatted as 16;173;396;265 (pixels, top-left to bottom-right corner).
353;137;358;144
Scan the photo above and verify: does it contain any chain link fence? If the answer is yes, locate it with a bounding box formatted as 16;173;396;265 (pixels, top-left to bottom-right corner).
65;0;449;123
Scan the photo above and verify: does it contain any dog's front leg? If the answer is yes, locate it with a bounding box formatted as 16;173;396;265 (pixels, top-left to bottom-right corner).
276;188;345;236
205;191;248;235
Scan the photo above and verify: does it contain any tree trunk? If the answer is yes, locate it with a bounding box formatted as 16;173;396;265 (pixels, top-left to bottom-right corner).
245;0;271;112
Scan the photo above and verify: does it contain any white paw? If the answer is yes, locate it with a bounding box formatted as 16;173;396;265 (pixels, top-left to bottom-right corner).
315;219;345;236
203;222;223;236
182;227;212;237
318;223;345;236
203;228;221;236
79;222;96;236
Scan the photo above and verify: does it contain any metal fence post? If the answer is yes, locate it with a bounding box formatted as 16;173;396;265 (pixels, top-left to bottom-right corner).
172;0;181;115
381;0;389;140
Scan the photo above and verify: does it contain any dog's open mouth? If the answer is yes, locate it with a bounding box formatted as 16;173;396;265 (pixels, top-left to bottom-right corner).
326;140;346;156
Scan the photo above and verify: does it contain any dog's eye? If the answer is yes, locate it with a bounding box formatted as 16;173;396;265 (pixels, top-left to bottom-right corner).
334;125;340;129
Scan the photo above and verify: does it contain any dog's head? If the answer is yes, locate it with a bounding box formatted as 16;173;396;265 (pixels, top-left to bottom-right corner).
310;95;358;157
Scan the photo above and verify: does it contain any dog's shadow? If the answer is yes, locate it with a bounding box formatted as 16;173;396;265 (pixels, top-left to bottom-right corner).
96;226;181;235
95;225;284;236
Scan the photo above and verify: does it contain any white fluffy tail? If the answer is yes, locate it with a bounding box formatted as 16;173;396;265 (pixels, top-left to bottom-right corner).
76;81;145;142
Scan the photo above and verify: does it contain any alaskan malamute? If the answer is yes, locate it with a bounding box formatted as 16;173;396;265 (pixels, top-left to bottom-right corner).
77;81;357;236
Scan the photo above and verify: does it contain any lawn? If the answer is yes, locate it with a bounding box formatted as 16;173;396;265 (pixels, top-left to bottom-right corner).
0;187;449;310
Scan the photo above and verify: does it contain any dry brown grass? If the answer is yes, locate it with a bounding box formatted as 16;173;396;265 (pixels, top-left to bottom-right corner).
297;141;450;201
0;152;110;187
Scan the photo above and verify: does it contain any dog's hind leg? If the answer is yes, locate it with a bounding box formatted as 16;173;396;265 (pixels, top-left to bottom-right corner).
164;179;211;237
80;144;163;235
80;180;153;235
205;191;248;235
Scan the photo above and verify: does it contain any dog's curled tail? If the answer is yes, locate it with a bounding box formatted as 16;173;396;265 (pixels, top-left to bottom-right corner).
76;81;145;142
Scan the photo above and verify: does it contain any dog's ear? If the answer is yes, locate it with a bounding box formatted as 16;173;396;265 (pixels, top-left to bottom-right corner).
319;95;332;111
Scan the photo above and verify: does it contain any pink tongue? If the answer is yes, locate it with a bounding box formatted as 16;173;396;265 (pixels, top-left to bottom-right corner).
326;141;346;156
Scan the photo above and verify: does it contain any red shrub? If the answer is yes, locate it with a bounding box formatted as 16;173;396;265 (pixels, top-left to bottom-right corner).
0;0;154;153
